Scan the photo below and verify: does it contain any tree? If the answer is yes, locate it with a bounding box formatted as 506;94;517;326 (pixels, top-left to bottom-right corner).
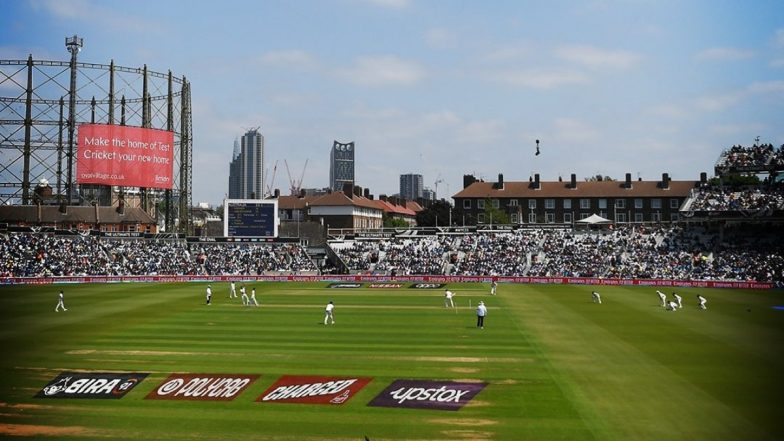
482;199;510;225
383;215;409;228
585;175;615;182
416;200;454;227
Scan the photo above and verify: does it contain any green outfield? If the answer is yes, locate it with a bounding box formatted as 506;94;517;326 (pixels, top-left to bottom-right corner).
0;281;782;441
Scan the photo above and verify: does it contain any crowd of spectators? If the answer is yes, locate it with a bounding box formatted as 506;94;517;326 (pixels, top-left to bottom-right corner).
331;241;379;271
0;234;317;277
715;143;783;172
2;226;782;284
192;243;317;275
687;187;784;213
328;225;784;284
373;236;454;275
451;231;539;276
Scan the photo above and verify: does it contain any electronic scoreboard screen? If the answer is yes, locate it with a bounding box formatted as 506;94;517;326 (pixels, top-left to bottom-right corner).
223;199;279;237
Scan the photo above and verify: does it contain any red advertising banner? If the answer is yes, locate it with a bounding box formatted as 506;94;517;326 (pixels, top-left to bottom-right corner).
76;124;174;189
257;375;372;405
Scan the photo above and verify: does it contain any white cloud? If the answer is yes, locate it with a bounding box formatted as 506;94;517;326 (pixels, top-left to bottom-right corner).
746;80;784;94
482;45;531;62
709;122;766;136
696;47;755;62
259;50;317;69
489;69;589;89
555;45;641;69
647;104;690;120
29;0;153;34
337;56;426;86
694;80;784;112
774;29;784;49
424;28;457;50
695;92;744;112
358;0;410;9
552;117;600;142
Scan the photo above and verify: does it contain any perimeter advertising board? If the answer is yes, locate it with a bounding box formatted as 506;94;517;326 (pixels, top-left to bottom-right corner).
35;372;148;399
146;373;259;401
368;380;487;411
257;375;372;405
76;124;174;189
223;199;279;237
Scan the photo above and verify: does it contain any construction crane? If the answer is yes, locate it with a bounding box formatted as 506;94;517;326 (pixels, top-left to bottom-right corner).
264;160;278;197
284;159;309;195
434;174;444;200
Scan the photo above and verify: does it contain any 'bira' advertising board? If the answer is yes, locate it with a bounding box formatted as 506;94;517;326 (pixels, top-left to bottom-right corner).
35;372;148;399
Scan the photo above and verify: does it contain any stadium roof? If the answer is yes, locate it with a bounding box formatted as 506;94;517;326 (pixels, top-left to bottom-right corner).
453;180;698;199
0;205;156;224
307;191;381;210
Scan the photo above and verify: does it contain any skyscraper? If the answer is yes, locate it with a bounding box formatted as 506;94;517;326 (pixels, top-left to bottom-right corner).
228;129;264;199
330;141;355;192
400;173;423;201
228;137;241;199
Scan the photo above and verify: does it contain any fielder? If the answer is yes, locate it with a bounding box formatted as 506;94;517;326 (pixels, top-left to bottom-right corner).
229;281;237;298
697;294;707;310
666;300;678;311
324;301;335;325
490;281;497;295
206;285;212;305
240;285;249;306
444;289;455;308
656;290;667;307
55;290;67;312
592;291;602;304
672;292;683;309
249;287;259;307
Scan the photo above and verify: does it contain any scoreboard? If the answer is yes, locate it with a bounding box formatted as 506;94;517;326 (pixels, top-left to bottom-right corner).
223;199;279;237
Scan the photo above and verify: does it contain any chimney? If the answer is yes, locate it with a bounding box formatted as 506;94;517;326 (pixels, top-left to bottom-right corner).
343;183;353;198
363;188;370;198
570;173;577;189
463;174;477;189
661;173;670;189
299;188;306;198
700;172;707;184
625;173;632;189
274;189;280;198
533;173;540;189
380;194;388;202
353;185;362;197
498;173;504;189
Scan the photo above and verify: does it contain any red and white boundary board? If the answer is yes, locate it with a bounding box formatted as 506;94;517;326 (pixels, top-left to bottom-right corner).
2;275;774;290
257;375;372;405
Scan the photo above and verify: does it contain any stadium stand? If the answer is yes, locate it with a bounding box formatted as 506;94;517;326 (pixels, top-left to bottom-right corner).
1;227;781;284
0;234;316;277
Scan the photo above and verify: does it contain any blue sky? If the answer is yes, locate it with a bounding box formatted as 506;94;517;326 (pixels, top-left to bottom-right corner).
2;0;783;206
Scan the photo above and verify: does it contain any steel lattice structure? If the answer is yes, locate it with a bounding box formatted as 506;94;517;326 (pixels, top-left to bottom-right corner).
0;37;192;234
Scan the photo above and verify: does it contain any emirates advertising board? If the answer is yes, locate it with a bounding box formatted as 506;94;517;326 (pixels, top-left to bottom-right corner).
76;123;174;189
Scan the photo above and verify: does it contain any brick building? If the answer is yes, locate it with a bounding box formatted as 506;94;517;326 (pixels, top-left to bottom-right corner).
453;173;701;225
